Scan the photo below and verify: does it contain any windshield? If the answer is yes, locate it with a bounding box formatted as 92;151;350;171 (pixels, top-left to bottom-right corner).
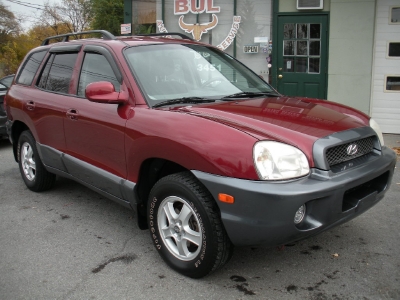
124;44;277;106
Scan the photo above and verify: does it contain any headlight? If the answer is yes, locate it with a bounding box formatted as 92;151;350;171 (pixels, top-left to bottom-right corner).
369;118;384;146
253;141;310;180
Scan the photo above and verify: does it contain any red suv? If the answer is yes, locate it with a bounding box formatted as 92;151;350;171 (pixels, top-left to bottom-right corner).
4;30;396;278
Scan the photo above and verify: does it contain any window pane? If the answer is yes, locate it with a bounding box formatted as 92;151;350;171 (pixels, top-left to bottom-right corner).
296;57;308;73
388;42;400;57
17;50;47;86
132;0;156;34
391;7;400;23
283;57;295;72
0;75;14;88
309;58;320;73
78;53;120;97
297;41;308;55
386;76;400;91
297;23;308;39
284;23;295;39
45;53;77;94
37;54;54;89
310;24;321;38
284;41;295;55
310;41;320;55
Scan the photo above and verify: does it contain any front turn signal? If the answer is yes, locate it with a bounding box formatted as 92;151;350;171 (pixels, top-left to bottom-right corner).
218;193;235;204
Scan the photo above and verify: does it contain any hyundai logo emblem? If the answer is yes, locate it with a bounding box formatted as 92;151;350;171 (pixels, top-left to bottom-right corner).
346;144;358;156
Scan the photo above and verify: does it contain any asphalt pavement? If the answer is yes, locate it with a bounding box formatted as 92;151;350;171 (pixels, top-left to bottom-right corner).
0;135;399;300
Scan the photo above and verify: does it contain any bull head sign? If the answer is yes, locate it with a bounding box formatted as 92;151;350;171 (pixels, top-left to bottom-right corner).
178;14;218;41
156;0;241;50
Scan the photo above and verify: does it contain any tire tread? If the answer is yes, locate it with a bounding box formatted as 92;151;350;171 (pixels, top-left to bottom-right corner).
151;171;233;277
18;131;56;192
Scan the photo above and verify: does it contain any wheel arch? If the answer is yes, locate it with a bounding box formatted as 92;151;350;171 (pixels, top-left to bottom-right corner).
134;157;222;230
10;120;30;162
134;158;187;229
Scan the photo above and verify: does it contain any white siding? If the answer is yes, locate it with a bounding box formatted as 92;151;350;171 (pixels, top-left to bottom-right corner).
371;0;400;133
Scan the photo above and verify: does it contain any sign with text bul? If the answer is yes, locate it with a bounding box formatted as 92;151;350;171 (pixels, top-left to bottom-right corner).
174;0;220;14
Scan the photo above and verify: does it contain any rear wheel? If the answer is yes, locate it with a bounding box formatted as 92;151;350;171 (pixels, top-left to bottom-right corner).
18;131;56;192
148;172;233;278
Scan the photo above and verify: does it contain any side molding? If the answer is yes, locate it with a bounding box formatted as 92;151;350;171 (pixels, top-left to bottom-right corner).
36;143;137;209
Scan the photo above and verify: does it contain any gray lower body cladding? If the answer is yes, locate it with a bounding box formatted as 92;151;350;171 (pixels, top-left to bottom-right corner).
36;143;136;209
192;146;397;247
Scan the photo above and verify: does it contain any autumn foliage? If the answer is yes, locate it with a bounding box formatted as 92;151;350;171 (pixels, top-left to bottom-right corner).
0;0;123;76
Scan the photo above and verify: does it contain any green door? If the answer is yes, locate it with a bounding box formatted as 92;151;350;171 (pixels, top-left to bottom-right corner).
276;14;328;99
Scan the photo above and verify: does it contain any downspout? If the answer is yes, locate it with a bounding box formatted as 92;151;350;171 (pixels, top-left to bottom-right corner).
233;0;237;57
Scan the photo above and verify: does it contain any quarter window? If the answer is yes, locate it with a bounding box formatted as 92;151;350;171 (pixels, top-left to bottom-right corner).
37;53;78;94
78;53;120;97
17;50;47;86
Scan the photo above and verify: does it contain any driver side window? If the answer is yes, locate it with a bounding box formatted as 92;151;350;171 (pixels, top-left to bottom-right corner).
78;52;120;97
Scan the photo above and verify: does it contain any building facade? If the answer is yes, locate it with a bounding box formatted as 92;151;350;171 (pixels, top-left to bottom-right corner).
124;0;400;133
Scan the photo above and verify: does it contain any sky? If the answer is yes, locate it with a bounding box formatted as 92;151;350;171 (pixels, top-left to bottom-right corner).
2;0;60;30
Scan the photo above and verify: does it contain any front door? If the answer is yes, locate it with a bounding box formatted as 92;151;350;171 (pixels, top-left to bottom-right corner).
276;14;328;99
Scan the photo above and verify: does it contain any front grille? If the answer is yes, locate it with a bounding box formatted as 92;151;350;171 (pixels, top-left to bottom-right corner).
326;137;375;167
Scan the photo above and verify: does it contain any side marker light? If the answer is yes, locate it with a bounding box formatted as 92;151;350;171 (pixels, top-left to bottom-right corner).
218;193;235;204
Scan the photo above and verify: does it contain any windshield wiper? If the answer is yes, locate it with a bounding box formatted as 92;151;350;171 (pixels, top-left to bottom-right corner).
221;91;280;99
152;97;216;108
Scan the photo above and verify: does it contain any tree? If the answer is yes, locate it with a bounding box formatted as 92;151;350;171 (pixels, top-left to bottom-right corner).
0;42;19;75
90;0;123;36
0;2;21;75
37;0;93;35
0;2;20;34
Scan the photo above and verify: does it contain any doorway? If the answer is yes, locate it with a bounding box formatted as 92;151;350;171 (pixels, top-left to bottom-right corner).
275;14;328;99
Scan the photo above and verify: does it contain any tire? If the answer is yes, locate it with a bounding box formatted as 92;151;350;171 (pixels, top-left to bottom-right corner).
148;172;233;278
18;130;56;192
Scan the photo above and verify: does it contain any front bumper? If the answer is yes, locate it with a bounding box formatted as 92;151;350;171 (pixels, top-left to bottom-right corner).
192;147;396;247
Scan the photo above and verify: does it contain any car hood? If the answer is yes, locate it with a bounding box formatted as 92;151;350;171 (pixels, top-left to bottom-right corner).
174;96;367;153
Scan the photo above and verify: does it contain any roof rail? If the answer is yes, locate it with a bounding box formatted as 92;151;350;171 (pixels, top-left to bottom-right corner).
41;30;116;46
134;32;194;41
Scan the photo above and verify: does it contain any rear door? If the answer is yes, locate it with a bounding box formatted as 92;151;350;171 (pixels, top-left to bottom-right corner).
17;47;80;152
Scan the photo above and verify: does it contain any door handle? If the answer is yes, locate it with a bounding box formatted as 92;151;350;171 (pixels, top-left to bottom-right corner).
25;101;35;111
278;75;283;79
66;109;79;120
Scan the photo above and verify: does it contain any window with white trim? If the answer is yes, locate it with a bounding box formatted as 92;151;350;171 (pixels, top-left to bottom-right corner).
390;6;400;24
385;76;400;92
388;42;400;57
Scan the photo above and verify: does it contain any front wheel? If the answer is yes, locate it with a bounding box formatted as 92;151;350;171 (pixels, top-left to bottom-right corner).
148;172;233;278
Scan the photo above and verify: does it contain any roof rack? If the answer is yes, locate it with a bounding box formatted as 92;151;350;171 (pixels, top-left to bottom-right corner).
134;32;194;41
41;30;116;46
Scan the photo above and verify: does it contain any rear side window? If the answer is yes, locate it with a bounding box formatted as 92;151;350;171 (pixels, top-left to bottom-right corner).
78;52;120;97
17;50;47;86
38;53;78;94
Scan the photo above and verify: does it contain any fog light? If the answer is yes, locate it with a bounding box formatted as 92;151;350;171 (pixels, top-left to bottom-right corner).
294;204;306;224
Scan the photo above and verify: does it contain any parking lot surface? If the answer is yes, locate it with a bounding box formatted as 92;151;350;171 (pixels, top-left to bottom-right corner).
0;136;399;299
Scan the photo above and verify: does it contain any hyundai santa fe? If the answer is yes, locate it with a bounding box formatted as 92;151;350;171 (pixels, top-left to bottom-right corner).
4;30;396;278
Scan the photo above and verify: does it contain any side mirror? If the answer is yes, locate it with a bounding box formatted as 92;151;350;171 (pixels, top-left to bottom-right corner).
85;81;128;104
